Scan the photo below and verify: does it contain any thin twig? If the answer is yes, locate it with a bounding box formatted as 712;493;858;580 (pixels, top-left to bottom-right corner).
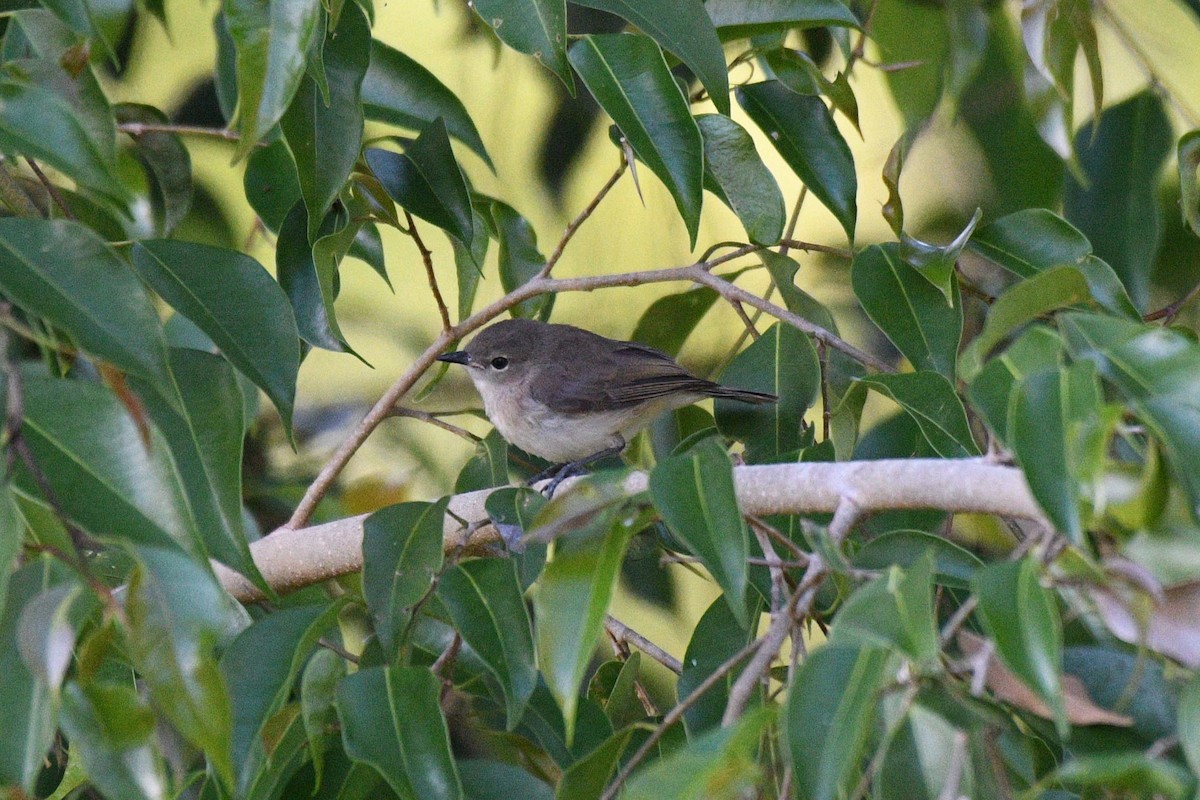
818;339;831;441
404;211;452;332
778;238;853;259
598;634;767;800
389;407;482;444
747;515;810;566
1144;278;1200;324
117;121;242;141
728;299;760;340
827;496;865;546
318;636;359;664
777;187;808;259
939;595;979;647
25;158;74;220
604;615;682;675
538;161;627;279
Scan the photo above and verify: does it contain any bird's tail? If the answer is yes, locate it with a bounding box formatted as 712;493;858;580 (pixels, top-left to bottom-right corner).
706;385;778;404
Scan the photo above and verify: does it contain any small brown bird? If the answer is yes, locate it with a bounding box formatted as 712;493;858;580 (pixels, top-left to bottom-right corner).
438;319;776;490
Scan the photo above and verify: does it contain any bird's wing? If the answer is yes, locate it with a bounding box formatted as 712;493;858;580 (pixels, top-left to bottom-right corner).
529;344;717;412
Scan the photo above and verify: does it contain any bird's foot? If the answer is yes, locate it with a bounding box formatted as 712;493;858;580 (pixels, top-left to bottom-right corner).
542;461;590;498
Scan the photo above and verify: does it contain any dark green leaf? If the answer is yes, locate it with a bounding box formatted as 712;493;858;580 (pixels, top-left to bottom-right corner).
575;0;728;113
489;200;551;319
787;645;892;800
738;80;857;241
1062;313;1200;519
696;114;785;245
437;558;536;728
224;0;322;158
971;557;1065;735
59;681;166;800
361;499;449;659
852;530;983;590
349;222;389;286
132;239;300;433
897;208;982;303
453;211;490;320
1180;675;1200;781
705;0;859;39
554;727;634;800
0;219;172;392
300;647;345;787
1047;753;1192;798
473;0;571;88
629;287;718;355
1178;129;1200;239
649;438;750;627
568;33;704;246
679;596;758;736
830;553;939;668
455;429;510;493
18;377;194;551
126;545;237;787
851;243;962;379
624;708;771;800
531;503;633;743
115;103;193;234
970;207;1091;278
221;602;342;795
130;349;263;590
362;40;492;168
958;264;1091;381
1065;91;1172;310
0;560;66;791
280;4;370;240
276;201;358;355
366;119;474;244
857;372;979;458
715;322;820;462
244;139;302;232
459;760;553;800
966;325;1064;442
338;666;464;800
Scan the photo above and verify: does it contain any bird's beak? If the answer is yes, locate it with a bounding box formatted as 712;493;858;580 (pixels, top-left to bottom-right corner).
436;350;471;366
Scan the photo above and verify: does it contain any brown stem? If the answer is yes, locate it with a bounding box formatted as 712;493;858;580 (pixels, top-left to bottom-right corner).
389;407;482;444
117;121;242;141
404;211;452;332
818;339;831;441
604;615;682;675
538;161;627;279
1144;278;1200;324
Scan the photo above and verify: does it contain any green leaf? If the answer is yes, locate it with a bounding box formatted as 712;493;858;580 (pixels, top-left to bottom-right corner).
472;0;571;89
574;0;729;114
300;647;345;787
1179;675;1200;782
787;645;892;800
705;0;859;39
649;438;750;628
361;499;449;659
970;207;1091;278
130;349;264;590
568;33;704;246
958;264;1091;381
488;200;552;320
366;119;474;244
738;80;857;241
851;530;983;590
437;558;536;729
59;681;167;800
629;287;718;355
897;208;982;304
362;39;492;168
276;201;359;355
971;557;1066;735
0;68;127;206
966;325;1064;443
116;103;193;235
679;596;758;736
132;239;300;434
532;503;633;743
715;322;820;463
455;429;510;493
830;553;940;669
623;708;771;800
1065;91;1172;310
453;211;490;320
125;545;237;787
1178;129;1200;239
338;666;464;800
1045;753;1193;799
280;3;370;240
224;0;322;159
460;760;553;800
696;114;785;245
0;560;66;791
244;139;301;232
220;601;343;795
17;377;195;551
857;372;979;458
1061;312;1200;519
0;483;21;620
852;243;962;380
0;219;172;392
554;728;634;800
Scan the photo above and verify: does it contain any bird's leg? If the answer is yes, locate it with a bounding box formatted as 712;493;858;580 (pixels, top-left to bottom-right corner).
527;461;567;486
540;436;627;498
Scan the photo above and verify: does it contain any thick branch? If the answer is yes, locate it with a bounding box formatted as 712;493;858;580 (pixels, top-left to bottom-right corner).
221;459;1046;601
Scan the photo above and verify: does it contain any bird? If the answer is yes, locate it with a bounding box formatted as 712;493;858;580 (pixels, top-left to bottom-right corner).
437;318;777;494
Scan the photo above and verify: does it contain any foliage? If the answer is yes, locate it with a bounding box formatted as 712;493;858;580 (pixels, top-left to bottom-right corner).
3;0;1200;798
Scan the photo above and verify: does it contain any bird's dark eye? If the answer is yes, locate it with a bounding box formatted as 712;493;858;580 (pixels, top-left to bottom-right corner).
491;356;509;370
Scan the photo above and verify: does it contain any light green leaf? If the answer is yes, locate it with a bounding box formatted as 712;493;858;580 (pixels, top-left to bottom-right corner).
569;33;704;246
830;553;940;668
857;372;979;458
1178;129;1200;239
554;728;634;800
59;681;167;800
966;325;1064;442
696;114;785;245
